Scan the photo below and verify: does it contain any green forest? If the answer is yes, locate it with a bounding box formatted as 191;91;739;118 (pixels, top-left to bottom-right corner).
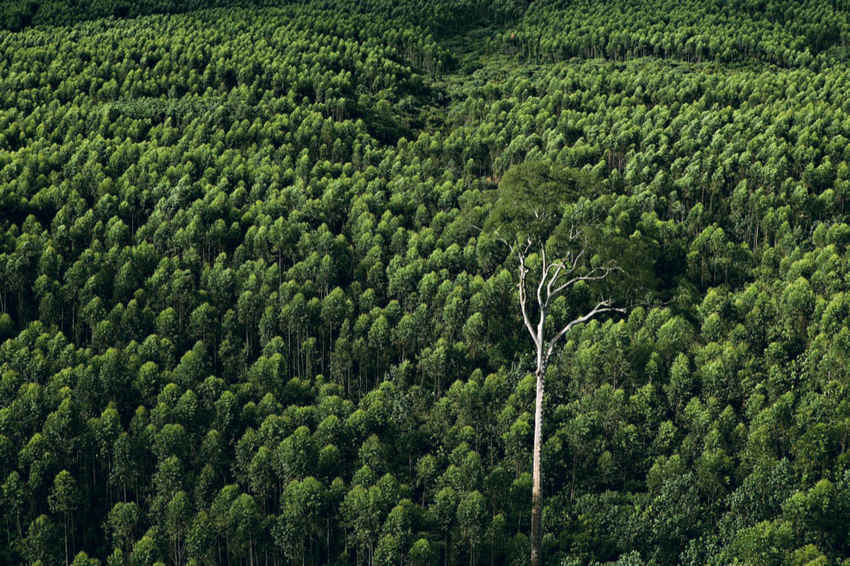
4;0;850;564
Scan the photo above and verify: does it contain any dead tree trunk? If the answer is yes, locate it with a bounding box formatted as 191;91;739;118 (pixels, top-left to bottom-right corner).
517;241;623;566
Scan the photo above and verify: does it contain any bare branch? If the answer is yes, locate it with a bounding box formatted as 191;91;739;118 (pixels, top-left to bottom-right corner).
569;248;585;272
544;301;626;363
544;260;565;307
550;265;619;297
536;246;547;323
517;250;540;349
508;237;533;261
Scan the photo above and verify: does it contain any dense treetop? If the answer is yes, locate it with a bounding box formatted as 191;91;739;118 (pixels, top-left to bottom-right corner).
503;0;850;67
3;1;850;565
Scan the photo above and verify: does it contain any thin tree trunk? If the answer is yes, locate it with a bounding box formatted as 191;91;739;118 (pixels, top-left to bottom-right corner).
530;366;545;566
64;514;69;566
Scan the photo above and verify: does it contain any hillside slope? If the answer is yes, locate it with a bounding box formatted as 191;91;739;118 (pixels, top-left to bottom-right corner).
3;2;850;565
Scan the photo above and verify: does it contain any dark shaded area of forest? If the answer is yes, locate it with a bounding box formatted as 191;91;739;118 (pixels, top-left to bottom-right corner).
4;1;850;565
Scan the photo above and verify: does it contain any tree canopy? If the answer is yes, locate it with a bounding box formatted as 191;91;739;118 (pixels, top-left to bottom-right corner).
2;1;850;565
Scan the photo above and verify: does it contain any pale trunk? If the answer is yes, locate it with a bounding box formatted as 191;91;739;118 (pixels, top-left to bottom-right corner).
530;366;545;566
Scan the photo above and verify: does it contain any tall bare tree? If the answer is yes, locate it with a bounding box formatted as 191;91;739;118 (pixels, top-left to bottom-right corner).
483;161;627;566
515;239;622;566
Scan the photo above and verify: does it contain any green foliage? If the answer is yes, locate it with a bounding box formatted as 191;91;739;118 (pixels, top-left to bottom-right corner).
2;1;850;565
484;161;596;246
501;0;848;68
